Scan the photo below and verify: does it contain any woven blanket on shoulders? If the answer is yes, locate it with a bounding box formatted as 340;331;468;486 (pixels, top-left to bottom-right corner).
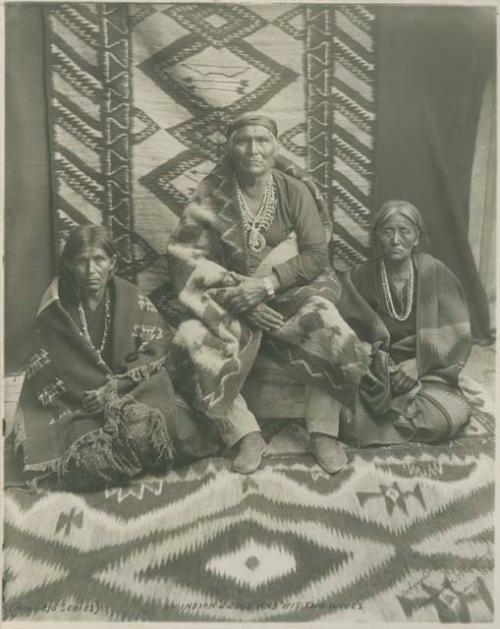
15;276;175;474
338;252;472;426
167;156;371;418
340;252;472;381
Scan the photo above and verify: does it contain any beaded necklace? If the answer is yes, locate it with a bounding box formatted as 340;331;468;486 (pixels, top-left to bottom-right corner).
379;259;414;321
235;174;277;253
78;290;111;366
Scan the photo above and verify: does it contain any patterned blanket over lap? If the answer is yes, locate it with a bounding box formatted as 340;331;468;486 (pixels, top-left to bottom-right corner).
3;376;494;622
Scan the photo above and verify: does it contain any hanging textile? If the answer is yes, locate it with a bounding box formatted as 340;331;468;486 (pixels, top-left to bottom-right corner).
43;3;377;320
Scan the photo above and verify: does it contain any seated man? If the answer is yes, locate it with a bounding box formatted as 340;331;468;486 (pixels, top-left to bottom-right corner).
167;112;371;475
13;225;220;491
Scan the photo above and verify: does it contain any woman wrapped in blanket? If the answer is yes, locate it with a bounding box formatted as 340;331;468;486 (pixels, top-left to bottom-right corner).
13;225;221;490
167;112;371;475
338;200;472;446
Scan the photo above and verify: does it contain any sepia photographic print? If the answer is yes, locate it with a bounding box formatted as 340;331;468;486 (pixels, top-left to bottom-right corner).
2;0;497;625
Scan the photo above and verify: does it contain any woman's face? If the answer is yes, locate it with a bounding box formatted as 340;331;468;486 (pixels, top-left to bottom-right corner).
229;125;278;177
67;246;116;295
376;214;419;262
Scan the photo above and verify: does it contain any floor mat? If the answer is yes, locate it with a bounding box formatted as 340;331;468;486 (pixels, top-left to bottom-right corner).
3;376;494;622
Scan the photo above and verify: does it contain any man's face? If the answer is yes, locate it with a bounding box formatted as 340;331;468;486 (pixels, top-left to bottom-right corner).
230;125;278;177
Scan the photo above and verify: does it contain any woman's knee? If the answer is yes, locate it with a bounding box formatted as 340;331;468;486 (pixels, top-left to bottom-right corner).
414;385;471;444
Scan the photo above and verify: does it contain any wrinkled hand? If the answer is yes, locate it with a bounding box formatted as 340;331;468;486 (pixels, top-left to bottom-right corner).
391;359;419;395
245;303;285;333
82;382;112;414
225;278;267;313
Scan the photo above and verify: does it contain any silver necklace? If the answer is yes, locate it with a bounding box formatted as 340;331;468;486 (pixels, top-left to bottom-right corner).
379;260;414;321
235;174;277;253
78;290;111;365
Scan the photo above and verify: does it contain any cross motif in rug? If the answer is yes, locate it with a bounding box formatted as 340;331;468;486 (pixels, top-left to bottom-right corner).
4;430;494;622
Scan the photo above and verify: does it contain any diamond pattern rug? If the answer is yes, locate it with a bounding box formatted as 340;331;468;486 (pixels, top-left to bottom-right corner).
44;3;377;306
3;375;494;622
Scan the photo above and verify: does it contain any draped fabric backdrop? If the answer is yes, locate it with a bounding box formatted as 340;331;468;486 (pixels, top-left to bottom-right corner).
374;7;495;338
4;4;495;371
5;6;55;371
469;71;496;326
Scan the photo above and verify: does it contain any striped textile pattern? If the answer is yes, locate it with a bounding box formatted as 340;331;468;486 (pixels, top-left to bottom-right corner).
45;3;157;281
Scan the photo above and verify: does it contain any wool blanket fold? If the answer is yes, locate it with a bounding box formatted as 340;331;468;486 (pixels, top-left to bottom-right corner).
167;157;371;419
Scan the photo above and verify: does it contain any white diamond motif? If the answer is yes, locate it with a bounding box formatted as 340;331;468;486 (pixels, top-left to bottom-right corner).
170;46;269;108
205;538;297;589
203;14;228;28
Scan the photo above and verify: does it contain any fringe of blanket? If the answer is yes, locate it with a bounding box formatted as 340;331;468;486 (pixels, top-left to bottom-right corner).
21;395;175;491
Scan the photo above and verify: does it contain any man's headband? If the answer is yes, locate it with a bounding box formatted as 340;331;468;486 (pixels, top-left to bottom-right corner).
227;113;278;139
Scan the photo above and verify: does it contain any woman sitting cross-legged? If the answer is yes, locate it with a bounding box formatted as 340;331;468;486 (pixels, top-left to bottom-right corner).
13;225;221;491
339;200;472;447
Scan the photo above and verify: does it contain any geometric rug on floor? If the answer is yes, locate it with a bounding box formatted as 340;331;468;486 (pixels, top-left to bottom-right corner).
3;377;494;622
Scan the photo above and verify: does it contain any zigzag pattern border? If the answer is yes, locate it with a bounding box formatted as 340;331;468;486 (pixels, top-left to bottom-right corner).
45;4;102;253
100;4;136;281
45;3;137;280
305;5;334;212
305;4;376;270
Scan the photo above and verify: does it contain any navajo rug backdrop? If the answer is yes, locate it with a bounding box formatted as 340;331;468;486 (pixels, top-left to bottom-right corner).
45;2;375;312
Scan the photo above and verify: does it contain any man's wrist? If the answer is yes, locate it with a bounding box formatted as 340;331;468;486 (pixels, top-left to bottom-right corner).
262;276;276;298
